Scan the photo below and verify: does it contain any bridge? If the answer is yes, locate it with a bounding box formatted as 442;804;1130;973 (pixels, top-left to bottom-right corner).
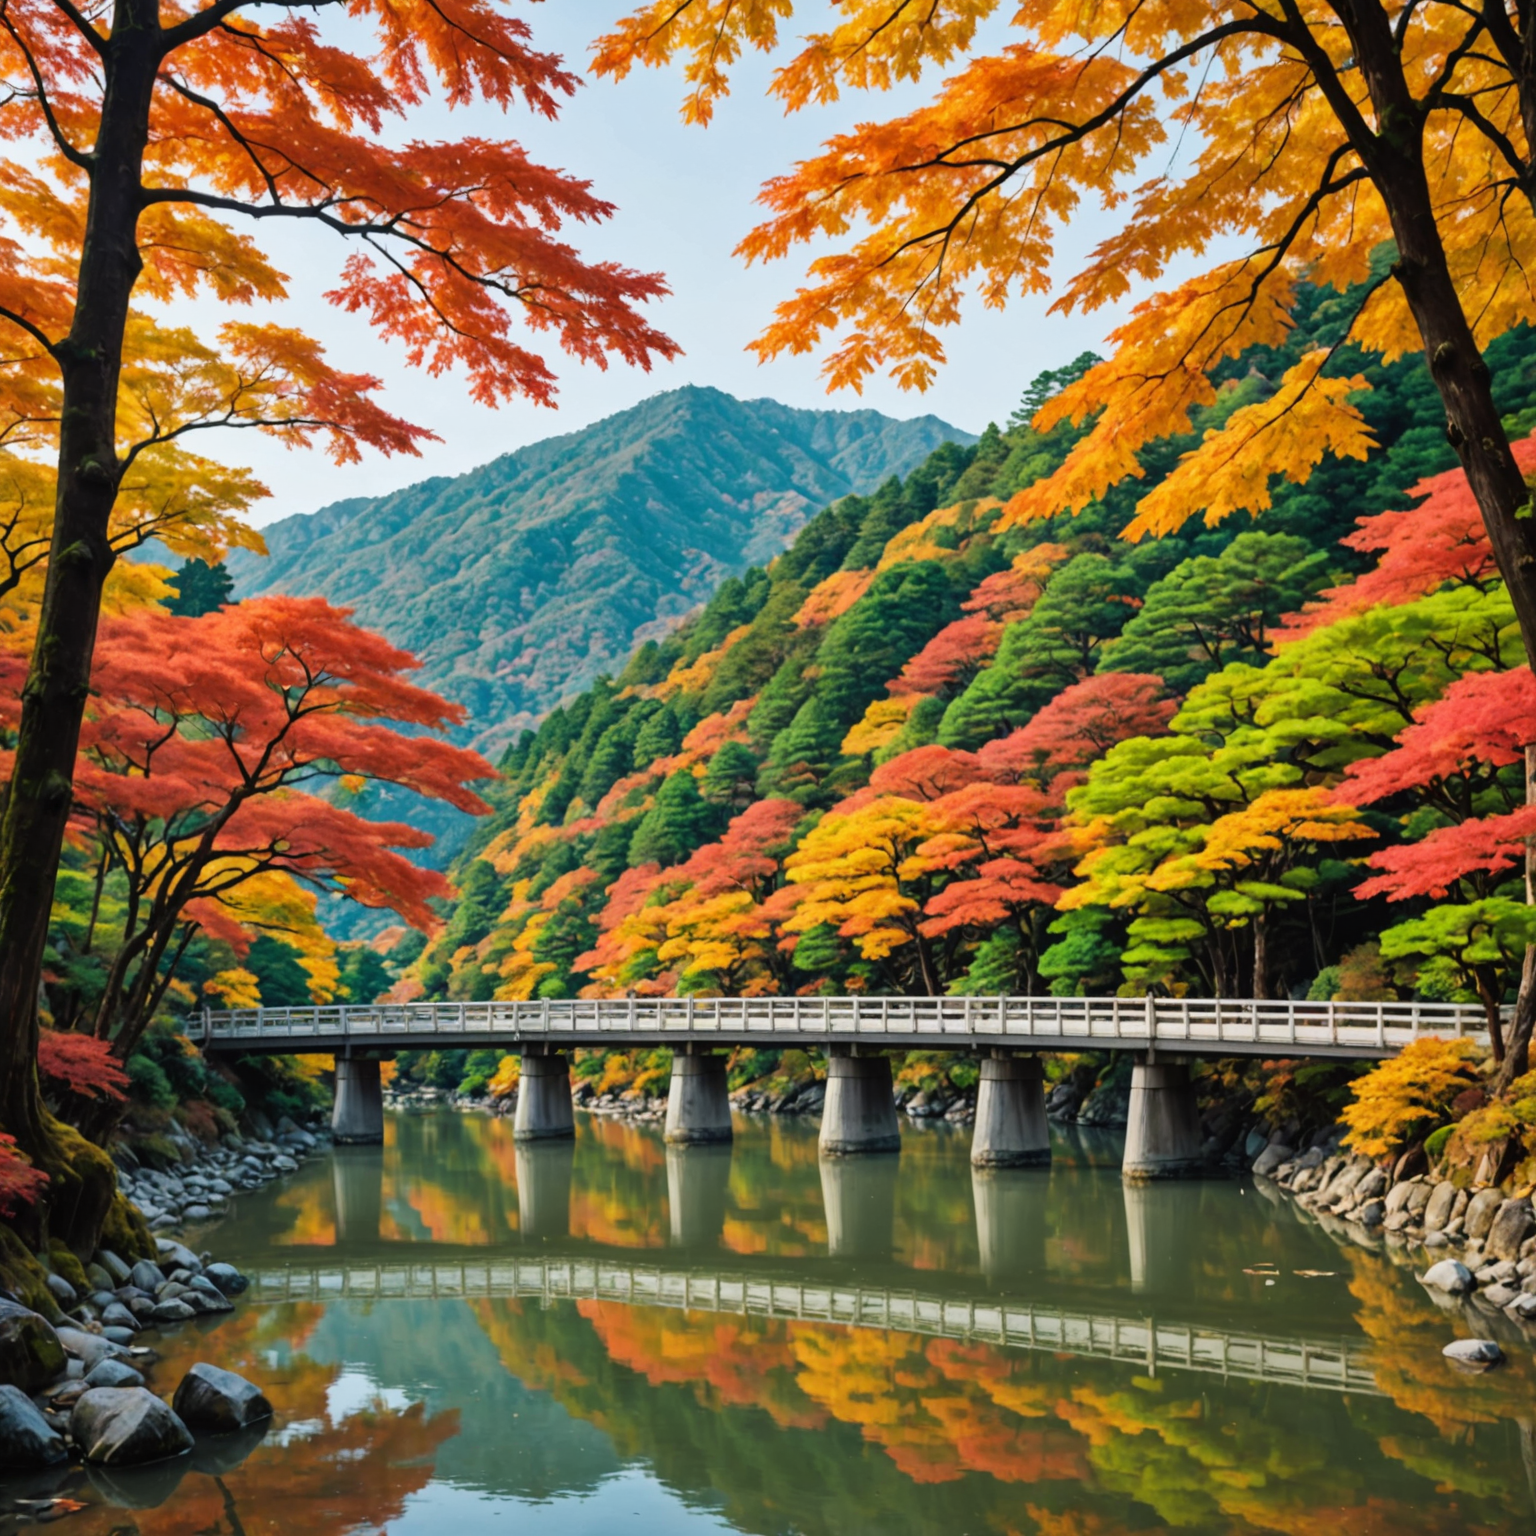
241;1255;1382;1397
198;994;1491;1181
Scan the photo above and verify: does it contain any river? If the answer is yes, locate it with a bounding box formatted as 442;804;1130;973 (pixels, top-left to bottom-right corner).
38;1110;1536;1533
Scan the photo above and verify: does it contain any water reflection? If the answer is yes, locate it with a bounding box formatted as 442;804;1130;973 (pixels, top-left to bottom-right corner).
76;1110;1536;1536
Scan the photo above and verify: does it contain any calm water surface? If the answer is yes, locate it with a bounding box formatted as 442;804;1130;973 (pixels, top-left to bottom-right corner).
21;1110;1536;1534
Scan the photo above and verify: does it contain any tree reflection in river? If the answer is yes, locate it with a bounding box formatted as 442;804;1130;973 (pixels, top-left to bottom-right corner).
182;1110;1536;1534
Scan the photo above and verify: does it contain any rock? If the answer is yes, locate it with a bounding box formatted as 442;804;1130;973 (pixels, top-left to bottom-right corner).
43;1274;77;1308
154;1239;200;1273
1243;1128;1269;1161
1481;1283;1520;1308
271;1155;298;1174
1353;1168;1389;1205
129;1262;164;1293
1486;1199;1536;1262
1443;1338;1503;1368
84;1263;114;1292
0;1302;66;1392
151;1299;196;1325
1465;1188;1505;1241
172;1364;273;1434
1356;1199;1386;1227
70;1388;193;1466
1423;1181;1458;1233
94;1251;131;1286
1405;1182;1434;1219
84;1359;145;1390
202;1263;247;1297
1253;1142;1294;1178
1421;1260;1476;1294
1424;1231;1450;1249
1384;1180;1416;1216
55;1327;123;1369
0;1384;68;1468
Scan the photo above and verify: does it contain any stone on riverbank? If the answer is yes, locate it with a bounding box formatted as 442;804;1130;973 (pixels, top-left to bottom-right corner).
1464;1189;1504;1241
0;1384;67;1468
1420;1260;1475;1294
1443;1338;1503;1368
1252;1142;1294;1179
85;1359;146;1390
55;1327;122;1371
70;1389;193;1465
172;1364;273;1434
1486;1199;1535;1261
151;1299;196;1325
0;1301;65;1392
202;1263;247;1296
129;1261;164;1293
1422;1181;1457;1232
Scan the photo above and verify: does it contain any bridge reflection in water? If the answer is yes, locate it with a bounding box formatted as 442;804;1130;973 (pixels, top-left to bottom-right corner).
301;1131;1375;1398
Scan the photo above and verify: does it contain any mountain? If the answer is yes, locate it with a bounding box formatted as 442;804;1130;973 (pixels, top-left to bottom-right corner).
231;386;973;755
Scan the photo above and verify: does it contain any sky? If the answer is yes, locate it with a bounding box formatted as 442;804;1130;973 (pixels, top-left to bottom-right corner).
214;4;1147;527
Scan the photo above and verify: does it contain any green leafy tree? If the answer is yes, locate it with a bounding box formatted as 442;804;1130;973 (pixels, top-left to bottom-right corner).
761;699;845;803
702;740;761;808
337;947;393;1005
165;558;234;618
1100;532;1330;693
628;771;718;867
247;935;313;1009
633;703;683;767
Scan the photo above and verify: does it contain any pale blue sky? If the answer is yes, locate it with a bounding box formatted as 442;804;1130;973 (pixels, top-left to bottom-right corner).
216;4;1144;526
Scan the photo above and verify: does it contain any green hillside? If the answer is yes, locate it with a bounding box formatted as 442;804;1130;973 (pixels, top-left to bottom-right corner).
383;284;1536;1016
231;386;972;755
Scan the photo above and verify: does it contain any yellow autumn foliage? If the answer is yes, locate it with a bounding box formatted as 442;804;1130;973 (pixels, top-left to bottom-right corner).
1340;1037;1482;1159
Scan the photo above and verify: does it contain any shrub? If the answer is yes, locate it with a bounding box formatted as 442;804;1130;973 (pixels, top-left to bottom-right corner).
1340;1037;1482;1159
126;1053;176;1112
1424;1124;1455;1162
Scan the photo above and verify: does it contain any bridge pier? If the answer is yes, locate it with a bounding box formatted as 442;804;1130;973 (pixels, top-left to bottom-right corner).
1121;1058;1203;1182
819;1048;901;1157
664;1050;732;1145
332;1056;384;1145
515;1140;574;1238
667;1143;731;1248
514;1050;575;1142
971;1052;1050;1168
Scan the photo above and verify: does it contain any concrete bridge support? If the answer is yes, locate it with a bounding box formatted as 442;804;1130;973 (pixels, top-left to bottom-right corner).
1121;1058;1203;1182
332;1056;384;1145
515;1141;574;1238
970;1053;1050;1168
820;1155;899;1259
819;1049;901;1157
665;1050;733;1145
514;1050;575;1142
666;1143;732;1248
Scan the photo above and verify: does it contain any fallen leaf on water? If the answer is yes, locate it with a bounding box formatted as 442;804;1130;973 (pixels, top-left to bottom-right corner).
1243;1265;1281;1275
1293;1270;1337;1278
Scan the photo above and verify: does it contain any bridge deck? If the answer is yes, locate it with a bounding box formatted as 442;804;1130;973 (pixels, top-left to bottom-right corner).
200;994;1494;1059
245;1257;1381;1395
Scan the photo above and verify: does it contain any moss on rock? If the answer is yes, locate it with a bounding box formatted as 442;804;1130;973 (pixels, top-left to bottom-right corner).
0;1225;62;1323
99;1193;156;1263
44;1240;89;1297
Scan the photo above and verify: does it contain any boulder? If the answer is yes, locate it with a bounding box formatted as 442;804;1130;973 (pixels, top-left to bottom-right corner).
172;1364;273;1434
1481;1282;1520;1308
0;1301;66;1392
151;1299;196;1325
1253;1142;1294;1179
55;1327;120;1370
1423;1181;1458;1233
202;1264;247;1297
70;1388;193;1466
1421;1260;1475;1294
154;1239;200;1273
43;1274;77;1308
1465;1188;1505;1241
1443;1338;1503;1368
1356;1199;1386;1227
94;1251;131;1286
129;1261;164;1293
1353;1168;1389;1204
100;1302;138;1332
1486;1199;1536;1262
0;1384;68;1468
85;1358;146;1390
1384;1180;1417;1216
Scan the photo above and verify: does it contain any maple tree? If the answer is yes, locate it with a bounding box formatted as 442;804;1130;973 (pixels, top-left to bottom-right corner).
0;0;675;1162
29;597;490;1095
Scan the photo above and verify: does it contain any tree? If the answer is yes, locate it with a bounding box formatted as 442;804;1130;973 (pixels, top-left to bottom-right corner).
628;771;718;868
45;597;491;1074
1101;532;1329;693
0;0;675;1166
165;558;234;618
595;0;1536;1075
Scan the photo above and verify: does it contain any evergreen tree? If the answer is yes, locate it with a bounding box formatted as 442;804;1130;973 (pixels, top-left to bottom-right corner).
633;702;683;766
166;558;234;617
762;698;845;803
1100;531;1329;693
247;935;313;1008
702;740;761;808
628;770;717;867
337;946;393;1004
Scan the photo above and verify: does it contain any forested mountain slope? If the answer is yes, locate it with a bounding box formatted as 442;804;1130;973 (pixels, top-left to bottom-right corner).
231;387;971;753
380;292;1536;1020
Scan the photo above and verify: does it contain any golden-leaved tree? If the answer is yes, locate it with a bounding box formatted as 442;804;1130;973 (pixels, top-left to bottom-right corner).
0;0;676;1194
598;0;1536;1080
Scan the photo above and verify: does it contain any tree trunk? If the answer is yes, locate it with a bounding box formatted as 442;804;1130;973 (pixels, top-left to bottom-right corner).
0;23;157;1189
1495;744;1536;1090
1252;912;1270;1001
